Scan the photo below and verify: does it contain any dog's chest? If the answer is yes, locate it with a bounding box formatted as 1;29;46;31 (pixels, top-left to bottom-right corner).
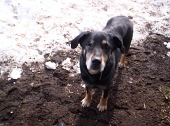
85;80;107;90
85;74;108;88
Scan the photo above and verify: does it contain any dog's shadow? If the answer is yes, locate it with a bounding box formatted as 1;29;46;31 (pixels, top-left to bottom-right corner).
75;68;124;126
111;68;124;107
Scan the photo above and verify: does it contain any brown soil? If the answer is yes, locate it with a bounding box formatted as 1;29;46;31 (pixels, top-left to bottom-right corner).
0;34;170;126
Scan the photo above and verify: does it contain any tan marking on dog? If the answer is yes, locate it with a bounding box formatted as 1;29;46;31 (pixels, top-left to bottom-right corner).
118;54;126;68
100;53;107;72
86;52;96;74
81;87;93;107
102;40;107;44
87;52;94;61
101;53;106;63
97;90;108;111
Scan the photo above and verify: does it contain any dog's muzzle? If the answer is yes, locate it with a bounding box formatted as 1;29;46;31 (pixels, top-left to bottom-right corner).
86;56;105;75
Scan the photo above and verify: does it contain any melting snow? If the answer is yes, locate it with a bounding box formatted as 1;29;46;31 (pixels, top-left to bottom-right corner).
0;0;170;78
167;52;170;57
166;42;170;49
9;68;22;79
62;58;71;71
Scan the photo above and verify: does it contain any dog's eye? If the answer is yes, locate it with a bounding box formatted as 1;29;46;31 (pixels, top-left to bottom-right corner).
104;44;110;49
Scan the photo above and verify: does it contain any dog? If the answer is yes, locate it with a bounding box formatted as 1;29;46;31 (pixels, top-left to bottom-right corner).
70;16;133;111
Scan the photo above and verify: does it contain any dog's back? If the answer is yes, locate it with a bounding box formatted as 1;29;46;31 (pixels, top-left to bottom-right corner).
103;16;133;36
103;16;133;53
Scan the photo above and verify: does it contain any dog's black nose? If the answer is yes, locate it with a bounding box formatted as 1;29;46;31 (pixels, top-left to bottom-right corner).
92;59;101;65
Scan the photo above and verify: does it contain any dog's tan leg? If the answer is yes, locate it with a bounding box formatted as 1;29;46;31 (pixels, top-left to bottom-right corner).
97;90;108;112
81;87;92;107
118;53;126;68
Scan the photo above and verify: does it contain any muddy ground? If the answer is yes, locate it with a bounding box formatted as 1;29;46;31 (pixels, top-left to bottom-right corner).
0;34;170;126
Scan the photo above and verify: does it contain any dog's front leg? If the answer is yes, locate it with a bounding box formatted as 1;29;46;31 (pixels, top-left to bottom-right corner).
81;86;92;107
97;89;109;112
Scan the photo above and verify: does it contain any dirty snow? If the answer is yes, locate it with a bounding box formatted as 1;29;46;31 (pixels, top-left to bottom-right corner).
0;0;170;78
62;58;71;71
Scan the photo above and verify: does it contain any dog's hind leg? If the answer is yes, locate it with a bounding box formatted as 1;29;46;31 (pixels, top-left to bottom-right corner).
81;86;92;107
118;53;126;68
118;25;133;68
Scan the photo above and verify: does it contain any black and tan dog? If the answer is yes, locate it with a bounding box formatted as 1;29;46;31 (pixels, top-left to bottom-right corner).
70;16;133;111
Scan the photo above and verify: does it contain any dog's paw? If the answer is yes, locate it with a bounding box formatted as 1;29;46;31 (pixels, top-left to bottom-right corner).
81;98;91;107
97;103;107;112
118;62;125;68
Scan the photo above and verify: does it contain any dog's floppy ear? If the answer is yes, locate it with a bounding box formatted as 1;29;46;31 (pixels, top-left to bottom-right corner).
71;31;90;49
112;36;125;54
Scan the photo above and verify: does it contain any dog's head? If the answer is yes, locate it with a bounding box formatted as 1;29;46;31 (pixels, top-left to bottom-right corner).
70;31;125;75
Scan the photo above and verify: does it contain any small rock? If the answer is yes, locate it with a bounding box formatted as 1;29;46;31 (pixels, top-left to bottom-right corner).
102;5;108;11
128;16;133;19
30;83;34;86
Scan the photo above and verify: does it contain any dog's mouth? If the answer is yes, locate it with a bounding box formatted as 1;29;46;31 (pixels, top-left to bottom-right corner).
88;69;100;75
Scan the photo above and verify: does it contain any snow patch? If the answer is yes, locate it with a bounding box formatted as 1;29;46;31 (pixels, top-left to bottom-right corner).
9;68;23;79
81;83;86;88
164;42;168;46
166;42;170;49
167;52;170;57
62;58;71;71
45;61;58;70
0;0;170;78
